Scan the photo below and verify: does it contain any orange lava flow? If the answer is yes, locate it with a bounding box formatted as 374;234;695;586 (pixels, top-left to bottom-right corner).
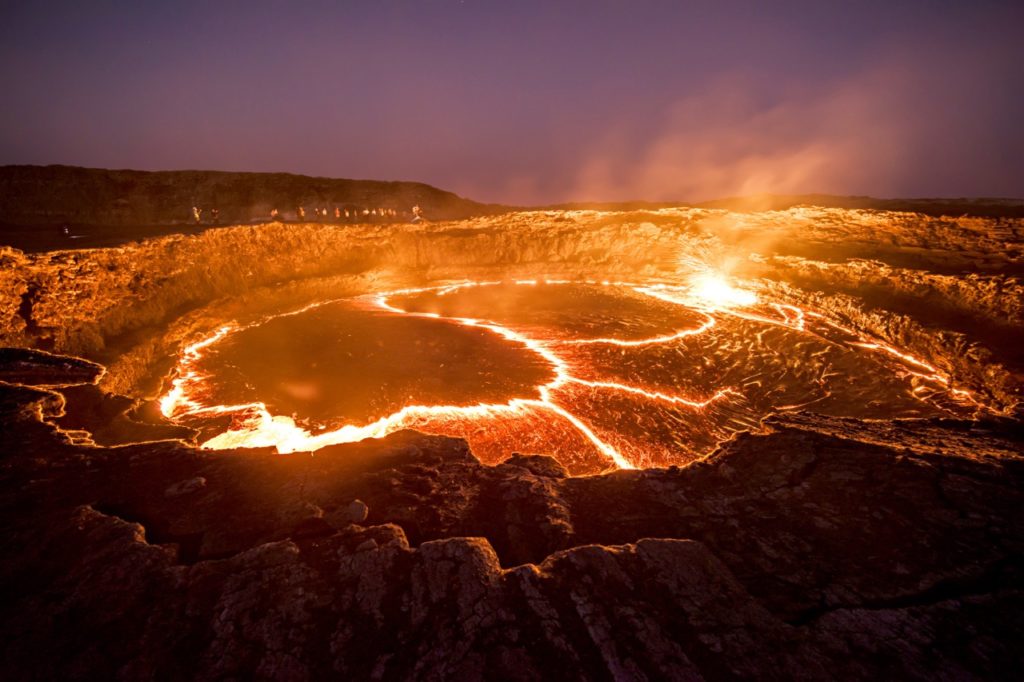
158;276;985;469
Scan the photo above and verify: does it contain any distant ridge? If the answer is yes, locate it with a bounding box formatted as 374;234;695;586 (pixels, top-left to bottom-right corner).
0;164;511;251
0;164;506;228
3;166;1021;253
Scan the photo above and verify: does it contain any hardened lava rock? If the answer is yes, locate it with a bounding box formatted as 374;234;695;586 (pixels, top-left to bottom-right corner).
0;354;1021;680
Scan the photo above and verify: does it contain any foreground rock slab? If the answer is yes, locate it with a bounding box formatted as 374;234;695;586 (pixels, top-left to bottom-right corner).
0;374;1021;680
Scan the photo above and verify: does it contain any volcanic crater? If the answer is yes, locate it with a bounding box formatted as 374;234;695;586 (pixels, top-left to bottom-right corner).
2;194;1023;679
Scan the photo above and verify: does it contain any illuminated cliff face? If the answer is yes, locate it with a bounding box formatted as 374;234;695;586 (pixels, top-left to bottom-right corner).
159;276;983;474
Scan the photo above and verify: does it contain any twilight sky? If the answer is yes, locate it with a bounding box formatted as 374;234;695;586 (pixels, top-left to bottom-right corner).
1;0;1021;204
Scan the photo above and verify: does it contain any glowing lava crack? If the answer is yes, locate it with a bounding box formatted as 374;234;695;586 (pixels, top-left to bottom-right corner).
159;277;984;473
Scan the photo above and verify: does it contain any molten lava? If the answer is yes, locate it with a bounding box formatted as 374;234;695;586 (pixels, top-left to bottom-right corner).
687;273;759;308
159;277;983;474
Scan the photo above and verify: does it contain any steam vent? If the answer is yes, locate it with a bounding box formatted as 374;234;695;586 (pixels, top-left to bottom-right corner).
0;166;1019;679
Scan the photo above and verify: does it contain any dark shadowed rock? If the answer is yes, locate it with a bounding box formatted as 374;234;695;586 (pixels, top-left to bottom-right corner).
0;347;103;385
0;164;507;252
0;374;1021;679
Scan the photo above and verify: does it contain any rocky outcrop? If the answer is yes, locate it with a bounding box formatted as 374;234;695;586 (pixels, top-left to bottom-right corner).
0;357;1021;680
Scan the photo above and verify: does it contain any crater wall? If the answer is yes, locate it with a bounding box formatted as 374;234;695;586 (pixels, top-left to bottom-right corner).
1;207;1021;411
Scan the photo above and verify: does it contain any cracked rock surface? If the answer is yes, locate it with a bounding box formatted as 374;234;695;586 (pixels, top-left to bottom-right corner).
1;357;1021;680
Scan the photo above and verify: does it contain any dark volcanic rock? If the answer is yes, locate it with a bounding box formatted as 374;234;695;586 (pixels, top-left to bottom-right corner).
0;347;103;385
0;164;504;251
0;377;1021;679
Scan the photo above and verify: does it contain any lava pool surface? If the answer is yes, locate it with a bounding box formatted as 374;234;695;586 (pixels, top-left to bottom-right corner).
161;279;978;473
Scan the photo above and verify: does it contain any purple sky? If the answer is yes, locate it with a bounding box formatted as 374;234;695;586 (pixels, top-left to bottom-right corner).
1;1;1021;204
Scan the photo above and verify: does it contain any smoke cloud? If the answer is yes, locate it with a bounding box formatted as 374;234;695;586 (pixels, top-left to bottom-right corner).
558;45;1024;204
